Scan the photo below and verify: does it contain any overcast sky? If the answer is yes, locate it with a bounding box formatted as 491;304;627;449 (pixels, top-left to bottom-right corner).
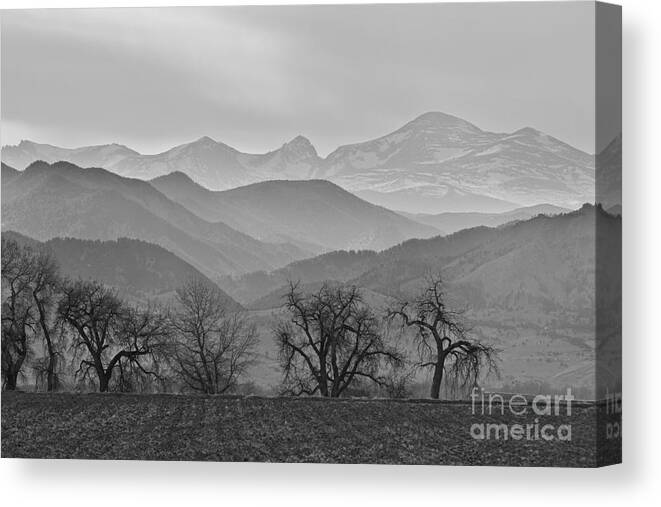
1;3;597;156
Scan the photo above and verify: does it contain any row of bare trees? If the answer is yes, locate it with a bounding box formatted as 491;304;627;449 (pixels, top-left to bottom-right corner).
2;237;498;398
1;239;257;394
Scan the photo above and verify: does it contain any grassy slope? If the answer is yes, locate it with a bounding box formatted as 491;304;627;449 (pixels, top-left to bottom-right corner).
1;392;619;466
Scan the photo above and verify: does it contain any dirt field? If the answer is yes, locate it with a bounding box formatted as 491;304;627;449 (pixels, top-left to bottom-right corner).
1;392;619;466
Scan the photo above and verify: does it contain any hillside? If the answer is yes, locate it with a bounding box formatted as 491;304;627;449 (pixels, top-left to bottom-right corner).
151;173;439;252
1;162;20;182
230;204;619;312
2;231;239;306
345;204;620;320
218;250;380;305
1;161;309;277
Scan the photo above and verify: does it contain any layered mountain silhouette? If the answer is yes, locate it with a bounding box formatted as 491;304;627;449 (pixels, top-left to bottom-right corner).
222;205;620;320
220;206;620;395
150;172;438;252
1;161;310;277
1;142;140;173
402;203;569;236
2;112;600;214
1;135;321;193
3;231;238;307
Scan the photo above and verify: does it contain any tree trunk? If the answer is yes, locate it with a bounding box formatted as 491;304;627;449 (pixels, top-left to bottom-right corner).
35;297;57;391
430;354;445;399
318;357;329;396
43;333;57;391
98;371;110;392
42;328;57;392
4;370;19;391
46;354;57;392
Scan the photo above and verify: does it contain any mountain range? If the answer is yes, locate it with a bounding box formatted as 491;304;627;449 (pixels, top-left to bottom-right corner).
0;153;620;395
1;161;309;277
1;160;442;273
150;172;438;252
1;112;599;214
401;203;569;236
220;204;619;313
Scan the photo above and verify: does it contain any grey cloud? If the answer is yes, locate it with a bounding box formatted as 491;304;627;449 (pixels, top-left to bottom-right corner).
1;3;595;155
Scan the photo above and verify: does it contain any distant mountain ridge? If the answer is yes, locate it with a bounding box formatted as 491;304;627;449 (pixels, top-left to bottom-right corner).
403;203;570;235
221;204;619;316
1;161;310;277
150;172;439;252
1;112;604;213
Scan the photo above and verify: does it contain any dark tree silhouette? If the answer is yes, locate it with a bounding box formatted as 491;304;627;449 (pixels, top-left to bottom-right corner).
276;282;403;397
171;278;257;394
1;239;36;390
58;280;170;392
388;275;498;399
29;249;62;391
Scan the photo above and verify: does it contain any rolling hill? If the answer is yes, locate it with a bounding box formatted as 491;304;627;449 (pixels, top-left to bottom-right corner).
225;205;619;325
218;250;380;305
2;231;239;307
150;172;439;252
1;161;310;277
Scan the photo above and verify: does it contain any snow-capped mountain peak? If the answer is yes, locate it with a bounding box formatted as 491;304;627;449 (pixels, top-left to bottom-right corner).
404;111;484;133
1;112;606;213
281;135;318;160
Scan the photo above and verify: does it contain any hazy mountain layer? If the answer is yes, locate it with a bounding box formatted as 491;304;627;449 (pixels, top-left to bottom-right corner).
402;203;569;235
1;112;605;213
1;161;310;277
151;172;439;252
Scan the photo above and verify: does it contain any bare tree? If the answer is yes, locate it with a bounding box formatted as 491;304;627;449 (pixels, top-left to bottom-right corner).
1;239;36;390
29;249;62;391
171;278;257;394
58;279;170;392
276;282;403;397
387;275;498;399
